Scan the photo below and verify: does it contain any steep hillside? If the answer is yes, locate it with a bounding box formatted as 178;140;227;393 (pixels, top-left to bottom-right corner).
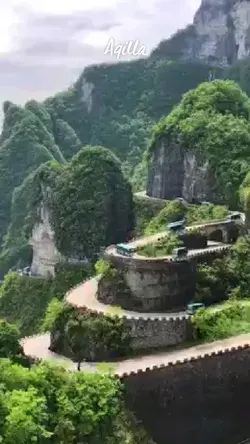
0;59;220;249
44;59;219;172
147;80;250;207
1;146;134;274
2;9;250;255
152;0;250;66
0;101;81;245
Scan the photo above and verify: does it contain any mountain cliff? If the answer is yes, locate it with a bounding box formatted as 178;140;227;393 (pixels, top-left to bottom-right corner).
3;0;250;268
152;0;250;66
147;80;250;207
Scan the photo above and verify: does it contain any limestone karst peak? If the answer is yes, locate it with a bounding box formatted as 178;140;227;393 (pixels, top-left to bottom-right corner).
152;0;250;66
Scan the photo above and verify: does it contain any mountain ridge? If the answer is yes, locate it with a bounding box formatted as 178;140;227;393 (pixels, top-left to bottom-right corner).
152;0;250;66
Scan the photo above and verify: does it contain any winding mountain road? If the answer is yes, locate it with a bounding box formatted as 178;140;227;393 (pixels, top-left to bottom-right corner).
66;277;188;319
22;332;250;376
22;270;250;376
21;199;247;375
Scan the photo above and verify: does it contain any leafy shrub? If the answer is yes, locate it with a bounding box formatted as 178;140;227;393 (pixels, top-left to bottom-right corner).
95;259;120;281
192;300;250;341
51;305;132;361
0;319;23;360
41;299;64;332
138;232;182;257
145;201;229;236
145;200;187;235
133;195;167;236
0;264;92;336
186;204;229;225
0;359;127;444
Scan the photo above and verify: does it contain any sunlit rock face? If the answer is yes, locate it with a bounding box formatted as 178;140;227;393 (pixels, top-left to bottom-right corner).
193;0;250;65
147;139;220;204
29;204;62;278
153;0;250;66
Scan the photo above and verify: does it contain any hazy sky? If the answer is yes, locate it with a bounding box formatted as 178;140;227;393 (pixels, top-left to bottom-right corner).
0;0;201;109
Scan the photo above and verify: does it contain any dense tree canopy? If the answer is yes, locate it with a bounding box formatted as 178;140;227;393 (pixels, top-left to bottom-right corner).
42;58;222;191
0;355;153;444
0;104;66;245
145;200;229;235
149;80;250;207
0;359;124;444
50;145;134;258
0;263;92;336
0;55;249;250
1;145;134;276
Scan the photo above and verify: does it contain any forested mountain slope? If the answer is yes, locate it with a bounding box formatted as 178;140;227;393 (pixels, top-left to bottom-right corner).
1;50;250;251
0;59;221;245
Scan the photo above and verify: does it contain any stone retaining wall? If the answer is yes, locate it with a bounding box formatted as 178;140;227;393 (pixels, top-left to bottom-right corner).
121;345;250;444
50;303;193;361
101;254;197;312
125;315;192;350
100;246;230;312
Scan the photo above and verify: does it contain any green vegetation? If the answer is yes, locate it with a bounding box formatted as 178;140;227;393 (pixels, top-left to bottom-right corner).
0;57;249;270
0;55;250;250
0;103;69;244
41;299;65;333
4;38;250;444
0;319;24;361
138;232;182;257
0;58;224;251
192;235;250;340
193;300;250;341
195;236;250;306
0;359;124;443
95;259;118;280
149;80;250;207
145;200;186;235
195;260;234;306
240;171;250;229
0;322;154;444
133;194;167;236
144;200;229;235
1;146;134;273
186;204;229;225
50;146;134;258
0;264;92;336
50;304;131;362
0;161;61;276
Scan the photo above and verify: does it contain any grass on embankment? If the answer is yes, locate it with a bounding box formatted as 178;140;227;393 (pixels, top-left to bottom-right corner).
193;299;250;342
138;232;181;257
144;200;229;236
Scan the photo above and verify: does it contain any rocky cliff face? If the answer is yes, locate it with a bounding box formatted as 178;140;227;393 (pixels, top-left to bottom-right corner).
153;0;250;66
147;139;220;203
29;204;62;278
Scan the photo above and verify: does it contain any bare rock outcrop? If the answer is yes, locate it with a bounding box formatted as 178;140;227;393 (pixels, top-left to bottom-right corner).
152;0;250;67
